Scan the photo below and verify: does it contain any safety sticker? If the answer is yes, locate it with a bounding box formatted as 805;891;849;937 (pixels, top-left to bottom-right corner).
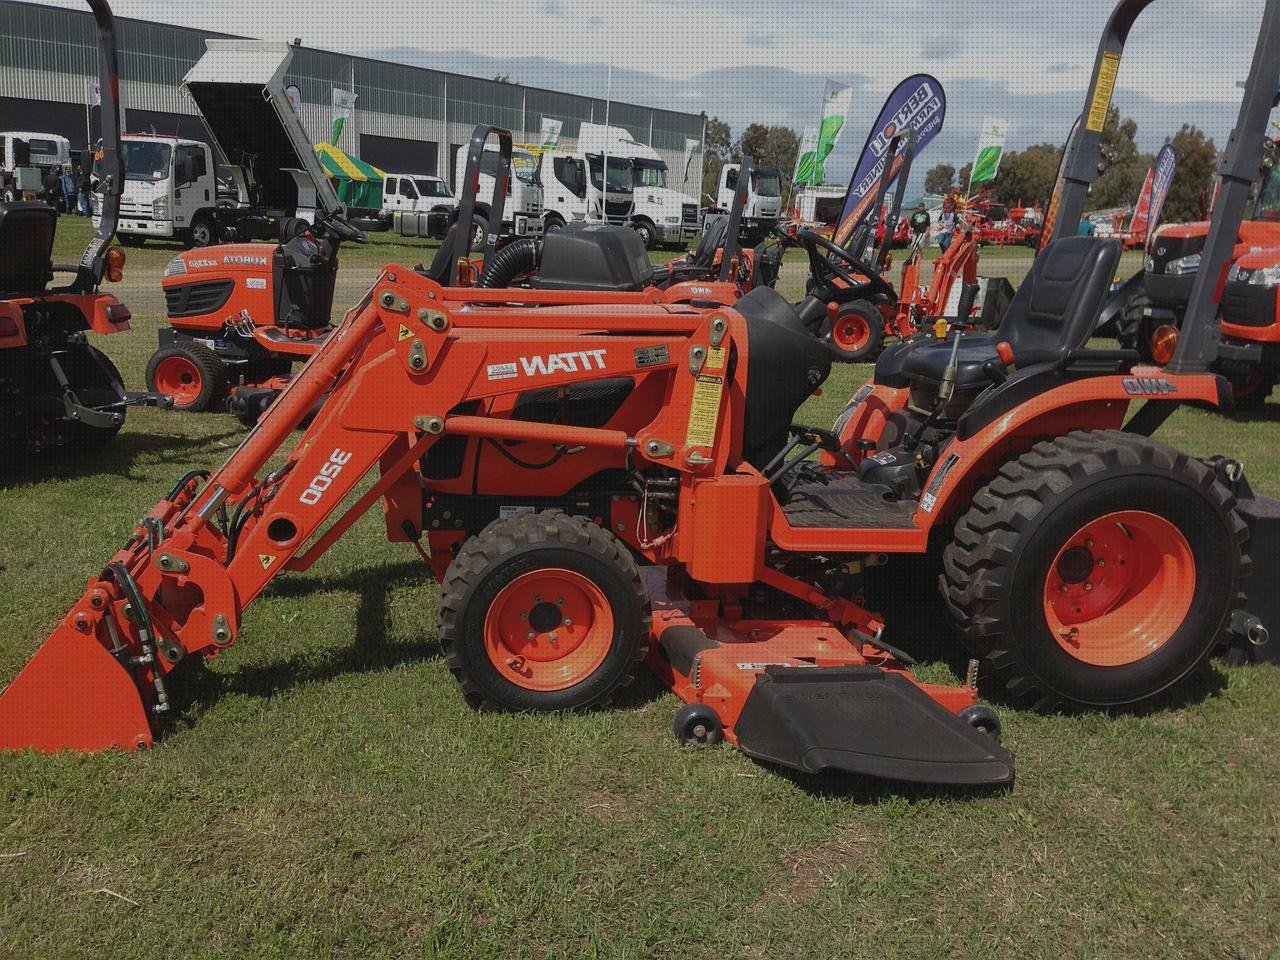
259;554;276;571
705;345;727;371
1086;52;1121;132
920;453;960;514
634;344;670;368
685;374;724;448
499;505;536;520
398;323;414;342
246;277;267;290
487;362;518;381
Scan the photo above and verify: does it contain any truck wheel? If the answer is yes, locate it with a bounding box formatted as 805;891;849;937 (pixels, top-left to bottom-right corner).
146;341;227;412
118;234;145;248
633;219;657;249
941;430;1247;712
439;510;650;712
469;215;488;252
543;214;564;236
824;301;884;363
1;188;14;203
187;216;215;249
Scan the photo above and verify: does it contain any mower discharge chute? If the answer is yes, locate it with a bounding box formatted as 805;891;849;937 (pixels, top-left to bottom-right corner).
0;0;165;453
2;0;1278;791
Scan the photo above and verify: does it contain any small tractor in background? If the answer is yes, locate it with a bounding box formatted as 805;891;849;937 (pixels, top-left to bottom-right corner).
0;0;164;455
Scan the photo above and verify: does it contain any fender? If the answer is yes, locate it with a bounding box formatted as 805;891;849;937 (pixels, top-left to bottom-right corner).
919;369;1225;524
0;300;28;348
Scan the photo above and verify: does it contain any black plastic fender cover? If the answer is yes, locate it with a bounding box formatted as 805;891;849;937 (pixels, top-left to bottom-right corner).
733;666;1015;787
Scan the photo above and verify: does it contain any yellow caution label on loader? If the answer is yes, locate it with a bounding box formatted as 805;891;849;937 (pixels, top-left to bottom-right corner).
259;554;277;571
1087;52;1121;132
685;375;724;448
705;345;727;371
398;324;414;342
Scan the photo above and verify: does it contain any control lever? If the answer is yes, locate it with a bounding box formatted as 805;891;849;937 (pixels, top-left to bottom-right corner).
983;342;1017;386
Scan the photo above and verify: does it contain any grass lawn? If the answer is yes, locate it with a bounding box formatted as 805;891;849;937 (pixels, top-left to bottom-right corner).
2;219;1278;959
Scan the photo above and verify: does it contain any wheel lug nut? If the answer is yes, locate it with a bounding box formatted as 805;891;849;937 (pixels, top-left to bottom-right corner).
1059;584;1069;594
1084;582;1093;591
557;597;564;605
563;619;573;627
548;632;558;642
520;611;528;620
527;632;536;641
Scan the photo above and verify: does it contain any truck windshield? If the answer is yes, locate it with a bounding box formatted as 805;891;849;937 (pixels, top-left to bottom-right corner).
123;141;172;183
415;178;452;198
1253;163;1280;222
753;169;782;198
587;155;632;193
632;159;668;189
512;152;541;186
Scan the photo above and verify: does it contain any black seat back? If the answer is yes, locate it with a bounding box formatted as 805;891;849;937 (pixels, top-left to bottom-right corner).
688;213;729;269
994;236;1121;366
0;202;56;296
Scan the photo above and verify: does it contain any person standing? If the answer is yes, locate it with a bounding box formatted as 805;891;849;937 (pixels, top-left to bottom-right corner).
61;166;77;215
42;169;61;212
937;197;958;253
909;202;931;240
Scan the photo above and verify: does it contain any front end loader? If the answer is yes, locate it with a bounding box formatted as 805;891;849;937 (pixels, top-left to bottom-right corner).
1;0;1277;791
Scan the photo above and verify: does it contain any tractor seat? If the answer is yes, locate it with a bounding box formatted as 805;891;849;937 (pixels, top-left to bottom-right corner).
0;202;57;296
875;237;1122;390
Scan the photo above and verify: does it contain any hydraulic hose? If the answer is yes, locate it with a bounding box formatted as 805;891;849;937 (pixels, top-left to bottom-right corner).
476;238;541;288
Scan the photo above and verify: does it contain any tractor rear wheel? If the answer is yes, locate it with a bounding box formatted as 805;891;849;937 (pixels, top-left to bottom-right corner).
439;510;650;712
825;300;884;363
146;341;227;412
941;430;1247;712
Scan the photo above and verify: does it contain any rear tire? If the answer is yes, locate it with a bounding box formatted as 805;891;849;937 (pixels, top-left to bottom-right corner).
1223;365;1276;411
440;510;650;712
469;215;488;252
941;430;1248;712
187;215;215;249
543;214;565;236
146;341;227;412
824;300;884;363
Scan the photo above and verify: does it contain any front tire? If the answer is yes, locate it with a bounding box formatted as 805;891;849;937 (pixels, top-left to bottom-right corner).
633;219;657;250
824;300;885;363
439;511;651;712
942;430;1247;712
187;215;215;249
146;341;227;412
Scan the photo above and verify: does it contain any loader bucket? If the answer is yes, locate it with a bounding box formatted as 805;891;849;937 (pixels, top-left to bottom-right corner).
0;617;153;752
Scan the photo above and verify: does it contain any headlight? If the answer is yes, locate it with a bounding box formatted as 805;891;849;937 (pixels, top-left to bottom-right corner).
163;257;187;278
1166;253;1201;276
1249;265;1280;287
665;216;680;224
152;196;170;220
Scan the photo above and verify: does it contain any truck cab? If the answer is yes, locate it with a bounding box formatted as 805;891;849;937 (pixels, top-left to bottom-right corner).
383;172;457;238
453;145;543;243
0;132;72;202
542;149;633;232
717;164;783;242
100;135;220;246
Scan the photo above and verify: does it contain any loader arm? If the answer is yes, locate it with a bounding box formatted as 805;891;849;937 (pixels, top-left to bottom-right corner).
0;268;731;751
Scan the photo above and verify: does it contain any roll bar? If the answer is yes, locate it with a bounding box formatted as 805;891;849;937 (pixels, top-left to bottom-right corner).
76;0;122;294
719;157;752;282
451;124;513;285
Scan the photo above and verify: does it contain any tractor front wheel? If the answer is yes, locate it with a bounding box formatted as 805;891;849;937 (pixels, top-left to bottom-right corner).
439;511;651;712
146;341;227;412
824;300;885;363
942;430;1247;712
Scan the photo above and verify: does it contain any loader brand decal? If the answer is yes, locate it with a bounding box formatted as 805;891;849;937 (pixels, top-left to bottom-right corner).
398;324;414;342
487;362;519;381
634;344;670;368
1123;376;1178;396
223;254;270;267
519;350;609;377
246;277;267;290
259;554;277;571
685;374;725;448
1086;52;1122;133
920;453;960;514
299;449;354;506
689;286;712;295
188;258;217;269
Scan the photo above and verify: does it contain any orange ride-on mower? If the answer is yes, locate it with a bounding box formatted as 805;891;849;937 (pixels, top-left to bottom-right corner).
146;45;365;419
0;0;166;453
1;0;1277;788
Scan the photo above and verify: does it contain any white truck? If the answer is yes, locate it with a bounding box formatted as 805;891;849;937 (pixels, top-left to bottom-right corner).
573;122;699;249
540;137;634;234
452;145;543;245
383;172;457;239
717;163;783;242
99;41;334;248
0;132;71;202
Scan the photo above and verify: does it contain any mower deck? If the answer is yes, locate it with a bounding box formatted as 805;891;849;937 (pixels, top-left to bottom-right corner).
644;569;1014;787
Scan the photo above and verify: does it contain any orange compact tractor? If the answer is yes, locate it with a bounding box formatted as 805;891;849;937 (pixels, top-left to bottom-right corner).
1;0;1276;787
0;0;164;453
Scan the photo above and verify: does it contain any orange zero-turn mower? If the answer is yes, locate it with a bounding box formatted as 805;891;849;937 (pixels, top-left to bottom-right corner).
1;0;1278;788
0;0;167;453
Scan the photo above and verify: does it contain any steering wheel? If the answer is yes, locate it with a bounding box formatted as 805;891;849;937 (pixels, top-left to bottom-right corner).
794;227;896;302
317;208;366;244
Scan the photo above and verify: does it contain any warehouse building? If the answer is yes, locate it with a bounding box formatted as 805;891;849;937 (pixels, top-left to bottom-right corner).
0;0;705;191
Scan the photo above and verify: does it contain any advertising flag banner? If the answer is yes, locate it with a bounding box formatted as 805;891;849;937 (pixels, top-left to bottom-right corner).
794;81;853;186
331;88;358;144
970;116;1009;185
540;118;563;151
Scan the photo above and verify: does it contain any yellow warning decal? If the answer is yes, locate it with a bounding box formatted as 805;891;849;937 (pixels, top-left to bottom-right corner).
1086;52;1121;132
398;324;414;342
705;345;727;371
259;554;276;571
685;374;724;448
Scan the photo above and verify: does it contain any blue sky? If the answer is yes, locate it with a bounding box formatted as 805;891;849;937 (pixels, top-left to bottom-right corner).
37;0;1268;186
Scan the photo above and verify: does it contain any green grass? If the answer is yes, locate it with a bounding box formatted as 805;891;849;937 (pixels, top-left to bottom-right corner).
2;219;1278;959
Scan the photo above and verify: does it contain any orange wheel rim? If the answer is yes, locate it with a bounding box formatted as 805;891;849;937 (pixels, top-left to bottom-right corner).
484;569;614;691
1043;510;1195;667
154;355;203;405
832;313;872;351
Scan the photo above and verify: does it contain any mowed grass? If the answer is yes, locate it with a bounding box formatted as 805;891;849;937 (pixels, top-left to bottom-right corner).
1;220;1278;959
